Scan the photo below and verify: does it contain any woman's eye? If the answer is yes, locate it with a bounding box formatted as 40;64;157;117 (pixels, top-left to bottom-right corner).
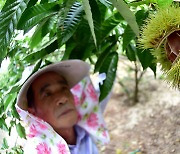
44;92;51;97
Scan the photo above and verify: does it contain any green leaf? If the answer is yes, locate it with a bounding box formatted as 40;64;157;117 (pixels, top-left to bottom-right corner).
17;2;59;33
126;44;136;61
136;48;155;70
7;85;21;94
99;52;118;101
101;12;123;40
0;117;8;131
82;43;95;60
157;0;173;8
64;19;94;60
58;2;83;46
135;10;149;27
21;59;43;84
64;0;77;18
29;26;42;48
82;0;97;46
40;0;48;4
41;15;57;37
27;0;39;8
95;41;116;72
29;18;48;48
23;50;46;63
95;51;110;73
149;62;157;77
110;0;139;36
16;123;26;138
0;0;30;64
11;105;20;119
62;42;76;60
23;37;58;63
1;138;9;149
123;10;148;50
99;0;112;8
89;0;101;45
123;25;135;50
3;93;17;111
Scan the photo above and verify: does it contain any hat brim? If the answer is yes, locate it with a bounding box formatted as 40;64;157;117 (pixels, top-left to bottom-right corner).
16;60;90;110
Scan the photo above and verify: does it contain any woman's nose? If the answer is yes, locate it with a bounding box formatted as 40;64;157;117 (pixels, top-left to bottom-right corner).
55;94;68;106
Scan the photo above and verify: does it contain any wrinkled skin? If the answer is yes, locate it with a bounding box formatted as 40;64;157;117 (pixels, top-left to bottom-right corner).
28;71;78;130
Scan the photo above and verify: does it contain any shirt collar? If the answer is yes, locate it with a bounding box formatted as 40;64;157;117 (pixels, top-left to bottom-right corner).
68;125;87;147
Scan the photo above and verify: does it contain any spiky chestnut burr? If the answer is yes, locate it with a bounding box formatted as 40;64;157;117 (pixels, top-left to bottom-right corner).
139;6;180;88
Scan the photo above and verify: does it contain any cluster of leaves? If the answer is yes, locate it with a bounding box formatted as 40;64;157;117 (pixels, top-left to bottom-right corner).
1;138;23;154
0;0;177;151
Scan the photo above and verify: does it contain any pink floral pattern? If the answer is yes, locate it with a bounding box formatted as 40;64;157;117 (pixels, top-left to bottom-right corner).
87;113;98;129
103;130;107;137
37;121;48;130
80;91;86;104
87;83;98;102
77;111;82;122
16;108;21;113
28;124;39;138
72;84;81;92
36;142;51;154
57;143;68;154
16;76;109;153
73;94;80;106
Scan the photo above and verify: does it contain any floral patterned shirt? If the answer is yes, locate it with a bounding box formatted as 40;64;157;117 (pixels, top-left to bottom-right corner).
16;76;109;154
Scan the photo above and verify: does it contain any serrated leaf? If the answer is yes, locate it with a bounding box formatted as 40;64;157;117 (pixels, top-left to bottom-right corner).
0;0;30;64
110;0;139;36
99;52;118;101
64;0;77;18
58;2;83;46
16;123;26;138
82;0;97;46
17;2;59;33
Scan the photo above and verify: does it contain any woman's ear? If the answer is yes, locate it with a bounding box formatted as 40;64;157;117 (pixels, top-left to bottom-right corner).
27;107;36;115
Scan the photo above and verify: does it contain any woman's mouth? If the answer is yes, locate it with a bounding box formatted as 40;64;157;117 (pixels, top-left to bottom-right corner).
59;109;74;116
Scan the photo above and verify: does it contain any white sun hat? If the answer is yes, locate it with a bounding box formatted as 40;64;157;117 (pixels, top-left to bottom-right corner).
16;59;90;110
